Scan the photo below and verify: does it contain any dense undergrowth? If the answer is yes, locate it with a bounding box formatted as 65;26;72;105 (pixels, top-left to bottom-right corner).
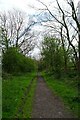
2;47;37;75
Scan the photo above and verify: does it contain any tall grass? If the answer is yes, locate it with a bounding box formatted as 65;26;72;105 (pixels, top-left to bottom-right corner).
2;72;36;118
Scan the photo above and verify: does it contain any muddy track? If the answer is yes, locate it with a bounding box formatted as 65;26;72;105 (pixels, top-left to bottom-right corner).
32;75;77;118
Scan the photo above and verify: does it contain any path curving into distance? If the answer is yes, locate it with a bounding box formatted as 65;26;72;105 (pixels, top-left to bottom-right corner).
32;75;77;118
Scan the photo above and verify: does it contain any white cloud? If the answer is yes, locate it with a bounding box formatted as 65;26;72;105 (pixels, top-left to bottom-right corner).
0;0;79;14
0;0;52;14
0;0;35;14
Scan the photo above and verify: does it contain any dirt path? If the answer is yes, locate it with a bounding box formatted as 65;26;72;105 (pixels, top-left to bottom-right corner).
32;75;76;118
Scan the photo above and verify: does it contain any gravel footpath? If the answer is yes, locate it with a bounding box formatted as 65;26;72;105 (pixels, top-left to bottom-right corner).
32;75;77;118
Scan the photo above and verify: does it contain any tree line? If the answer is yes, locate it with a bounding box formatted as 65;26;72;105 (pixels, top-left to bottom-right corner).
38;37;78;78
0;9;37;75
36;0;80;78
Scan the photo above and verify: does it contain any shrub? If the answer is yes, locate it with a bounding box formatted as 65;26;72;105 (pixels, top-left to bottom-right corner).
2;47;36;75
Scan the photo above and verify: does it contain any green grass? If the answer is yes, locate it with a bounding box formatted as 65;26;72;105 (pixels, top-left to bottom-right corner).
21;78;37;118
42;72;79;117
0;76;2;119
23;79;36;118
2;72;36;118
15;77;37;118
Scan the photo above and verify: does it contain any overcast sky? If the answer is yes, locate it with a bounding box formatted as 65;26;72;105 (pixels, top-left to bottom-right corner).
0;0;79;14
0;0;52;14
0;0;79;59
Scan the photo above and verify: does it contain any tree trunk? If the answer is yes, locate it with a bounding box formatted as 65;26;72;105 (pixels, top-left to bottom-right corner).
78;32;80;75
60;27;67;73
16;31;19;47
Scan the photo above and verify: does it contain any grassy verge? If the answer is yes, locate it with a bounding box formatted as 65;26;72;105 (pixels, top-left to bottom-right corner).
21;77;37;118
2;72;36;118
42;72;79;117
0;76;2;119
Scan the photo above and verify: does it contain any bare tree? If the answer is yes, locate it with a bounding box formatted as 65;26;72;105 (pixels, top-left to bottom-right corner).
66;0;80;73
33;0;80;73
0;9;36;55
0;12;9;52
